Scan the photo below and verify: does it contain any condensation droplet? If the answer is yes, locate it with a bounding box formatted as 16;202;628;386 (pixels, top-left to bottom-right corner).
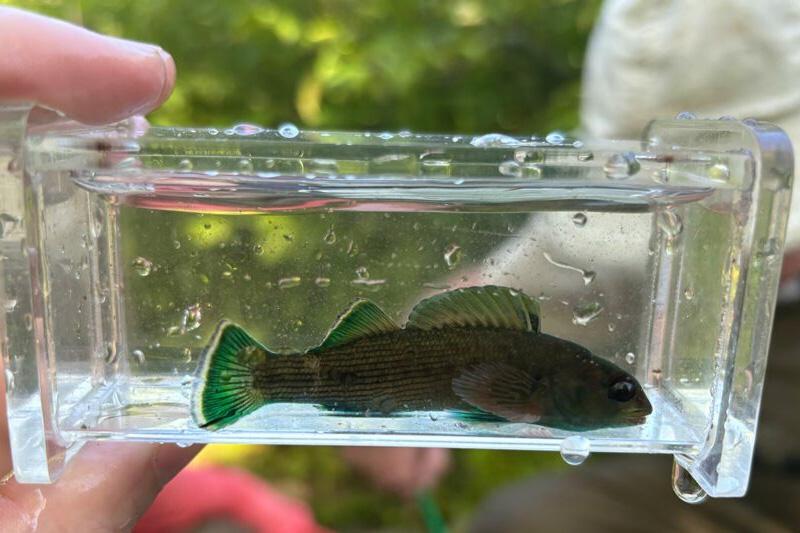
498;160;522;177
560;436;591;465
672;461;707;504
278;123;300;139
708;163;730;182
323;226;337;245
315;277;331;287
572;213;587;227
604;152;640;179
625;352;636;365
132;349;145;364
178;159;193;172
132;257;153;277
444;244;463;270
470;133;521;148
233;123;264;136
572;302;604;326
279;276;302;289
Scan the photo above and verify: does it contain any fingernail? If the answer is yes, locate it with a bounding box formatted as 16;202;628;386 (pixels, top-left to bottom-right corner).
154;47;176;107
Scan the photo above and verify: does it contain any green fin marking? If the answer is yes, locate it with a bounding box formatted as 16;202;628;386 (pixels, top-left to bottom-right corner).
316;299;399;350
192;320;270;430
407;285;540;332
452;361;544;423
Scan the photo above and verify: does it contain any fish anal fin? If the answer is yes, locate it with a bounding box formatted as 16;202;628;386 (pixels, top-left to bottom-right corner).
452;361;544;423
406;286;540;333
316;299;398;350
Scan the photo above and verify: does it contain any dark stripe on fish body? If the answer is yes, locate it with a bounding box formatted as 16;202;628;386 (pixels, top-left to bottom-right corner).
251;327;551;414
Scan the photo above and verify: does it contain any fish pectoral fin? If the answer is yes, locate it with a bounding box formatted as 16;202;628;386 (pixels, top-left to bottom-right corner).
406;286;540;333
452;362;544;423
315;299;399;350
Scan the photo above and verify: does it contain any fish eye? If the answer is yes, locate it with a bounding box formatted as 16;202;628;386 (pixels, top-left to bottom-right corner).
608;378;636;402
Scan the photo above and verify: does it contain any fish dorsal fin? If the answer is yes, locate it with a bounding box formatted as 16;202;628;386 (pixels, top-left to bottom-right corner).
317;299;399;350
406;286;540;332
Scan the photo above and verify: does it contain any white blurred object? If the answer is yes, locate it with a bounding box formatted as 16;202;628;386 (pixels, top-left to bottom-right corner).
582;0;800;248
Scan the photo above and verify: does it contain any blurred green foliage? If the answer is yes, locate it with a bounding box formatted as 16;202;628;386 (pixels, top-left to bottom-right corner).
6;0;601;530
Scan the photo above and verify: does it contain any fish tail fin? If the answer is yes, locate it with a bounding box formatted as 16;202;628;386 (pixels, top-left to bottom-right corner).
192;320;270;430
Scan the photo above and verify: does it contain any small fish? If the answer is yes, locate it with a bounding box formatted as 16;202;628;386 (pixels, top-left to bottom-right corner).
192;286;652;431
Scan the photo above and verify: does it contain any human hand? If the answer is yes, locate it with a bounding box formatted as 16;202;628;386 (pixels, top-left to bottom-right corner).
0;7;200;532
341;447;450;499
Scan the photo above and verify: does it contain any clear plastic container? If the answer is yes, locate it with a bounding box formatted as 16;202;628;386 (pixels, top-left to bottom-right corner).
0;104;792;501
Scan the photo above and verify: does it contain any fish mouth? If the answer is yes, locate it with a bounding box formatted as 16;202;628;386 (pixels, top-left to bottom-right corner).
624;409;651;425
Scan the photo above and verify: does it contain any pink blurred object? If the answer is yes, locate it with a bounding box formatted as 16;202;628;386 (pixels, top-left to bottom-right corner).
134;466;330;533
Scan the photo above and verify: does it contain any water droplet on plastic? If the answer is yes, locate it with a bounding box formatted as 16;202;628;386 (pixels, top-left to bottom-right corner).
625;352;636;365
708;163;730;182
607;322;616;332
675;111;697;120
182;303;202;332
208;128;219;136
132;349;145;364
377;132;394;140
444;244;463;270
279;276;302;289
233;123;264;136
173;240;181;250
177;159;193;172
278;123;299;139
672;461;707;504
572;302;603;326
470;133;520;148
498;160;522;177
604;152;640;179
4;368;14;391
4;299;17;312
253;244;264;256
684;287;694;300
355;266;369;279
657;210;683;248
182;348;192;363
132;257;153;277
560;436;590;465
176;441;191;448
238;159;254;173
572;213;587;227
315;277;331;287
545;131;566;145
577;151;594;162
323;226;336;245
23;313;32;331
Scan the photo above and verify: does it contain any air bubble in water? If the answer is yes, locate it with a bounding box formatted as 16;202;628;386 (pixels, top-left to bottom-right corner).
355;267;369;280
671;461;707;504
323;226;336;244
233;123;264;136
377;132;394;140
560;436;590;465
572;302;603;326
470;133;520;148
684;287;694;300
253;244;264;256
278;123;300;139
132;257;153;277
173;240;181;250
675;111;697;120
604;152;640;179
498;160;522;177
23;313;32;331
178;159;193;172
572;213;587;227
132;349;145;364
208;128;219;136
182;348;192;363
625;352;636;365
238;159;254;173
444;244;463;270
577;151;594;162
4;299;17;312
315;277;331;287
279;276;302;289
4;369;14;391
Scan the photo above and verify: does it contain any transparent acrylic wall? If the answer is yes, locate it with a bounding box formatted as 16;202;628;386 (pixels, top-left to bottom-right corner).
0;107;792;500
